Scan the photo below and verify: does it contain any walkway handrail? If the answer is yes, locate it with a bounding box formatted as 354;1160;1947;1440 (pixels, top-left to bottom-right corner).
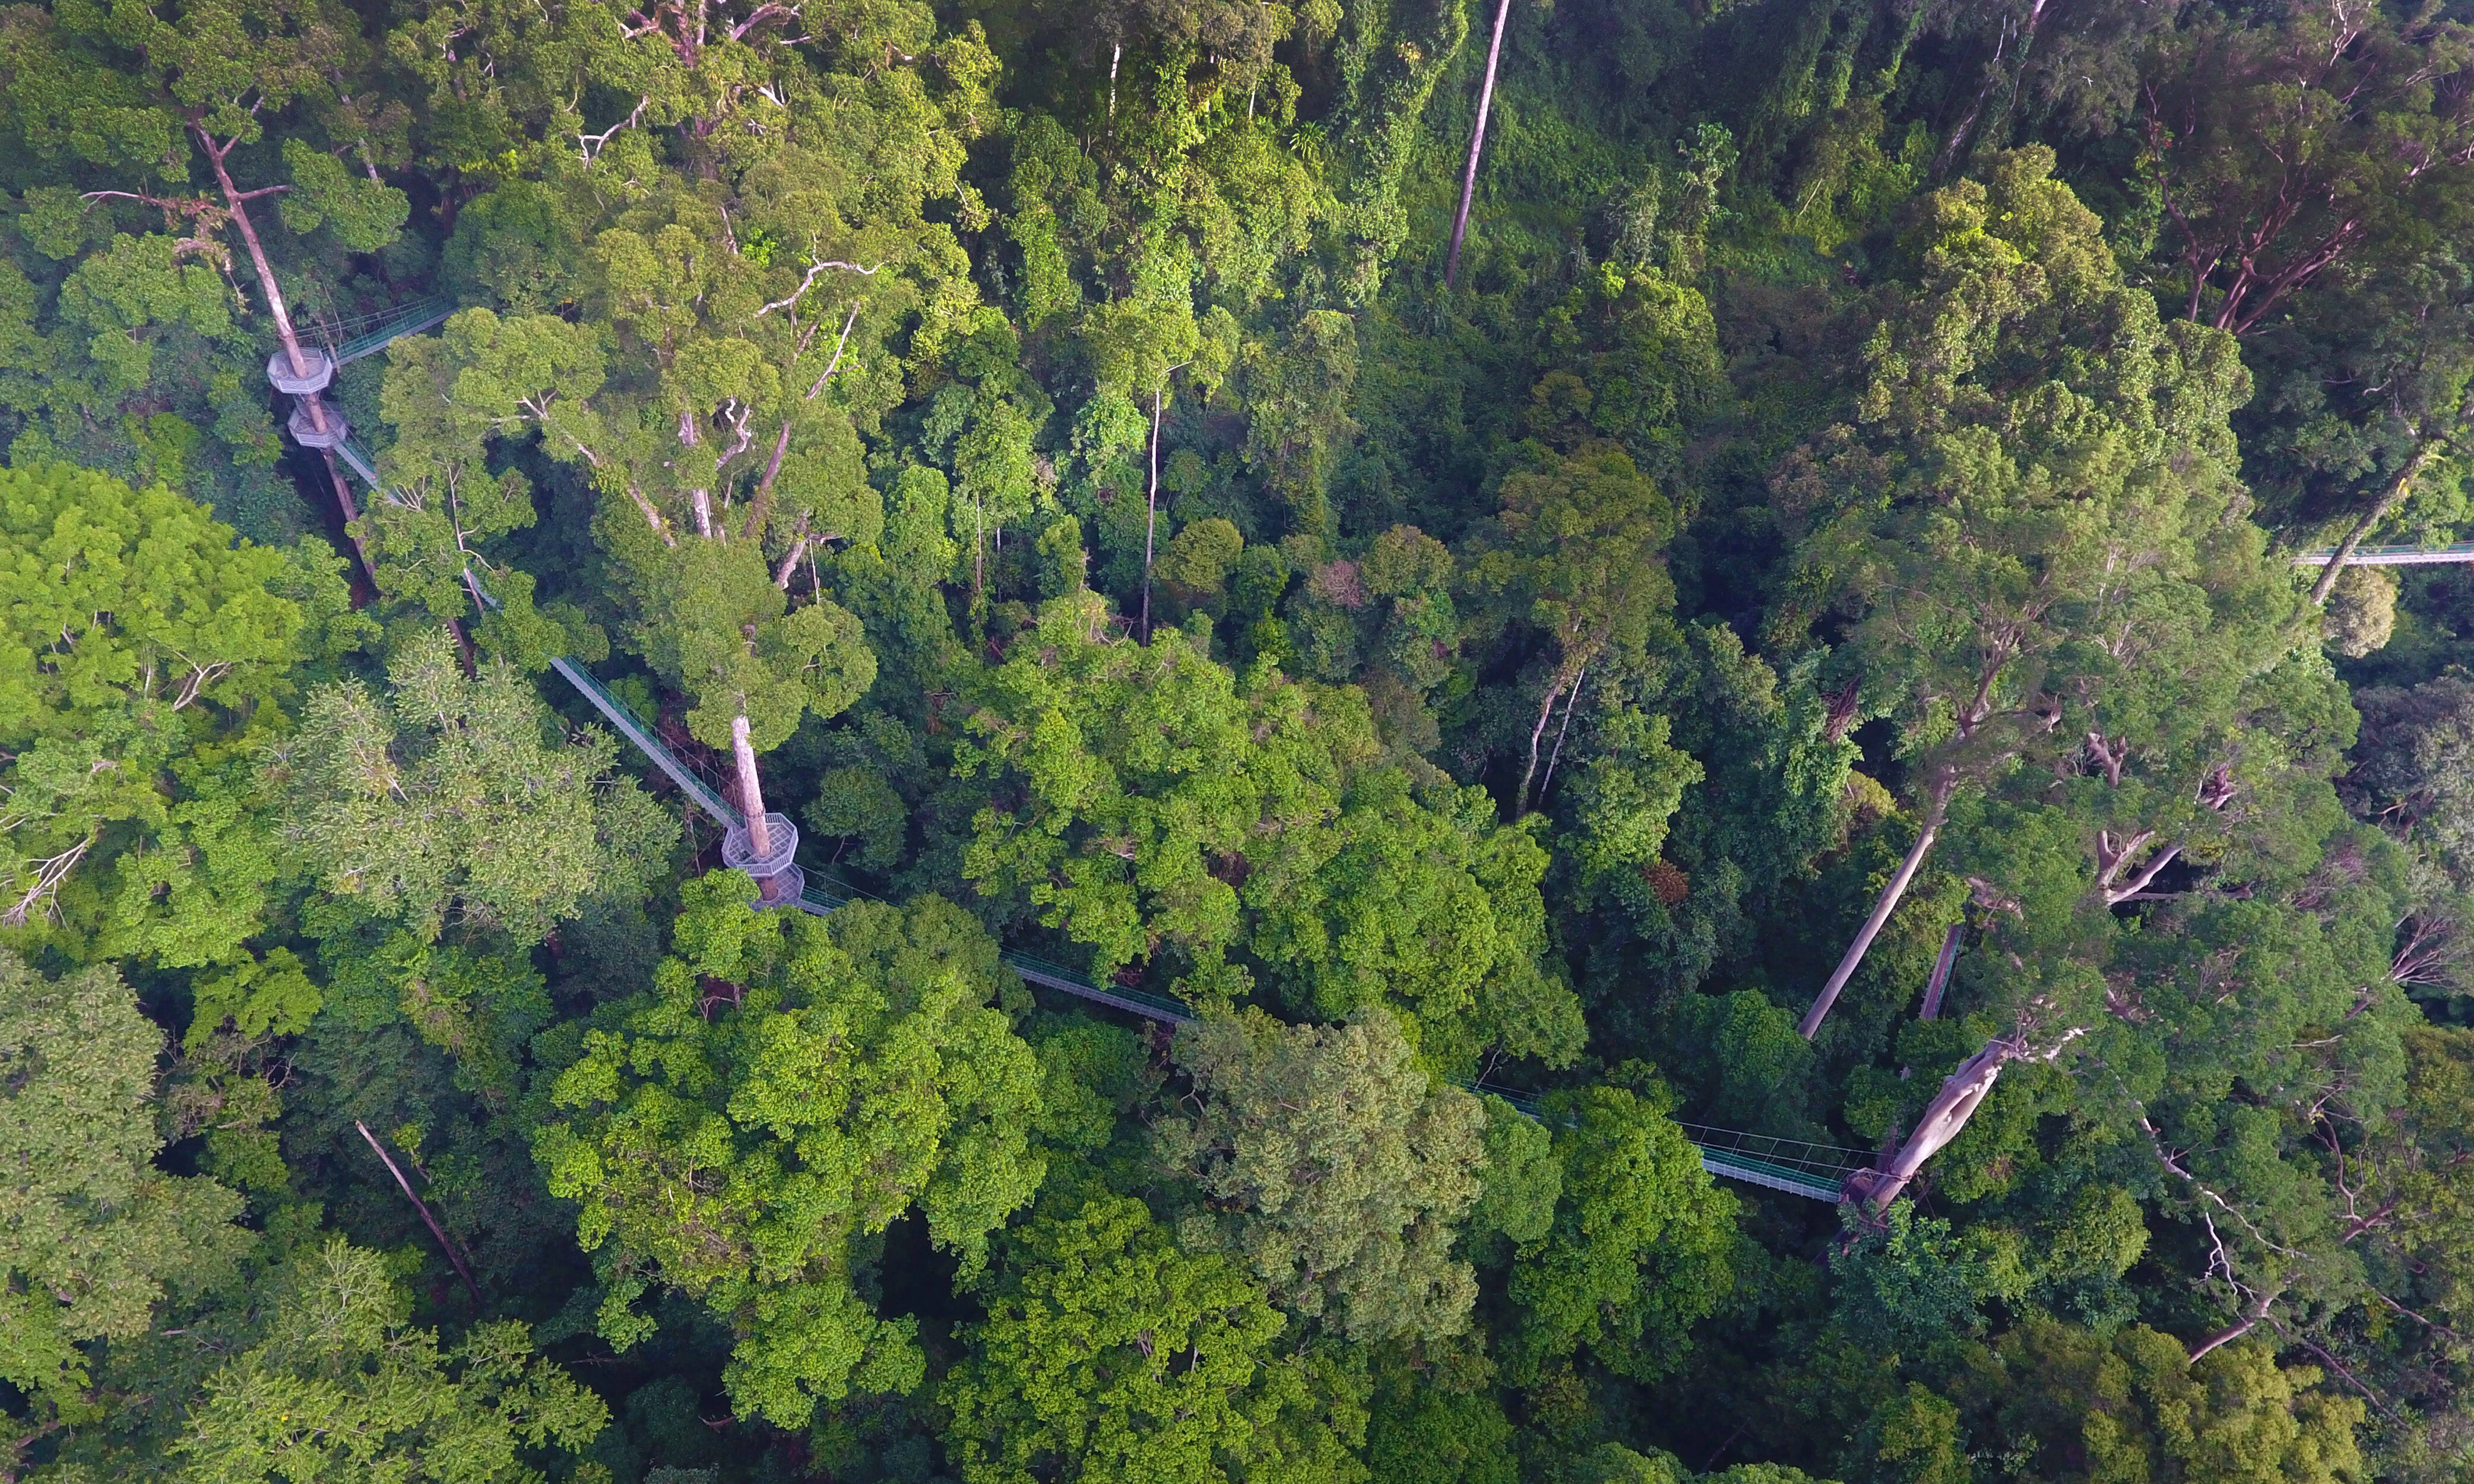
329;298;456;366
2293;541;2474;566
548;658;745;827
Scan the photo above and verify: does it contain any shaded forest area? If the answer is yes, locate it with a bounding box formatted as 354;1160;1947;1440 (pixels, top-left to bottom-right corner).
10;0;2474;1481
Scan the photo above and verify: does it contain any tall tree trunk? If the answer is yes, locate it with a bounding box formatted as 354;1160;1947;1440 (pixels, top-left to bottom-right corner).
2310;439;2443;604
1534;666;1586;808
198;128;373;582
201;132;311;379
1444;0;1516;290
745;419;794;539
1513;671;1571;819
1918;921;1962;1020
1799;773;1956;1039
1141;385;1162;642
316;446;380;584
731;713;773;858
1845;1034;2011;1207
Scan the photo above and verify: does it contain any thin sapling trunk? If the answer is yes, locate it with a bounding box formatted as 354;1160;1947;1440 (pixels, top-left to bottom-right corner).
1513;668;1573;819
356;1121;484;1307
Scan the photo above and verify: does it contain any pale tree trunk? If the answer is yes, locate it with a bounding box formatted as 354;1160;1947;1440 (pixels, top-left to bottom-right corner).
1444;0;1516;289
1918;921;1962;1020
199;129;376;583
2310;439;2443;604
1799;772;1956;1039
1844;1035;2011;1209
1513;665;1577;819
1534;666;1586;807
731;713;773;858
2188;1288;2279;1362
1141;385;1163;642
357;1122;484;1307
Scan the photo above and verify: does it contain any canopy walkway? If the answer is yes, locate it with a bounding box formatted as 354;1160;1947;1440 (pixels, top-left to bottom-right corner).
2294;543;2474;566
300;306;1858;1206
318;297;458;366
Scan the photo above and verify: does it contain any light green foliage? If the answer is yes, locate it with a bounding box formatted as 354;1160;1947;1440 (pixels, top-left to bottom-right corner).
537;881;1044;1426
1951;1320;2363;1484
804;762;910;873
99;742;290;972
1472;442;1677;694
1556;1445;1690;1484
958;597;1340;975
278;138;408;252
278;629;676;945
186;946;322;1050
0;462;307;940
1157;1009;1486;1340
0;459;299;744
1781;148;2292;803
1030;1018;1156;1155
1159;517;1245;598
623;537;878;751
1532;267;1730;483
941;1194;1369;1484
1504;1084;1737;1384
1246;767;1580;1068
2323;565;2398;658
1464;1094;1560;1268
369;329;547;627
0;953;249;1412
958;597;1581;1067
1566;709;1705;903
173;1238;608;1484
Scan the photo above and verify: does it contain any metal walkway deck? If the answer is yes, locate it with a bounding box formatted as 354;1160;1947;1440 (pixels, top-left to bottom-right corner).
2294;543;2474;566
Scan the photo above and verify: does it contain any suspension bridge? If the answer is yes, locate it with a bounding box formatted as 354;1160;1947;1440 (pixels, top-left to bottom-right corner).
280;300;1869;1206
2294;543;2474;566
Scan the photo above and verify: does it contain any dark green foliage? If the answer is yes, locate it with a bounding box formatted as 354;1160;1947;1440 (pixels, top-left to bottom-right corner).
15;1;2474;1479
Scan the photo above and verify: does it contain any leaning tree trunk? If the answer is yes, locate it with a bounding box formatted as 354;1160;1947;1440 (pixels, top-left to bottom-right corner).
1843;1034;2013;1209
1798;773;1956;1039
1443;0;1516;289
2310;439;2443;605
197;128;381;591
